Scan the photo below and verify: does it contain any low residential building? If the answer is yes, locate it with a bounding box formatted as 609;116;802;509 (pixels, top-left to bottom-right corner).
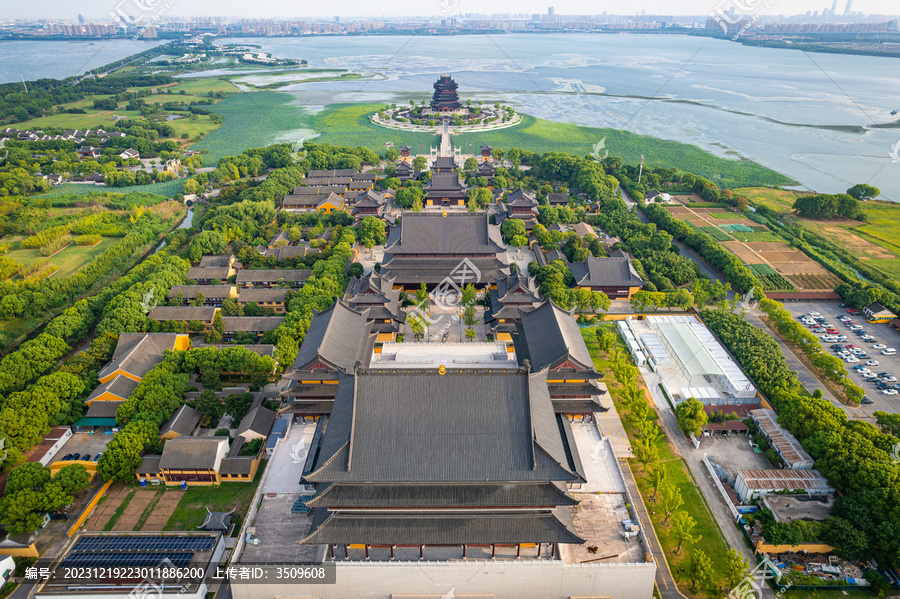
569;256;647;299
149;306;217;329
237;288;288;313
547;192;569;206
168;285;236;307
256;244;313;261
199;254;237;268
97;333;191;384
701;404;758;437
156;437;230;484
187;265;236;284
159;405;201;440
85;374;139;404
221;316;285;341
283;190;347;213
237;403;276;442
119;148;140;160
236;269;311;289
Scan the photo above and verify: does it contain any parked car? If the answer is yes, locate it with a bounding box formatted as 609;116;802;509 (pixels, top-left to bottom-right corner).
863;372;878;379
861;396;874;404
809;311;820;316
881;376;897;383
81;454;91;461
831;344;845;350
883;348;897;356
882;389;898;395
826;329;839;334
70;453;80;461
94;453;103;462
845;356;860;363
866;360;880;367
873;344;887;350
61;454;72;460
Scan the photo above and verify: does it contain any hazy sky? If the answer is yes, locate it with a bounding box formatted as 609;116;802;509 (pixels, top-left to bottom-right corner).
7;0;899;19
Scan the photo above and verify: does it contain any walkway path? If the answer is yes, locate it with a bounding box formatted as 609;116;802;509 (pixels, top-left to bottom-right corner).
439;119;452;157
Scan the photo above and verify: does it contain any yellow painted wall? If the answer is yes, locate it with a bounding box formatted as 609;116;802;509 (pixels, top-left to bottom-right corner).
174;335;191;351
50;460;97;477
755;540;835;554
67;480;112;538
98;370;142;385
0;545;39;558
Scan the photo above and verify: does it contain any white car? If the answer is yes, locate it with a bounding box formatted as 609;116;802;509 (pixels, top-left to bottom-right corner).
863;372;877;379
808;311;820;316
881;389;898;396
873;344;887;350
821;335;836;341
866;360;880;367
845;356;860;363
836;336;848;341
881;376;898;383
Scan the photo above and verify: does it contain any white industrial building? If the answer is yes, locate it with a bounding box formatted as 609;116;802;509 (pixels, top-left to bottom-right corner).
620;315;758;405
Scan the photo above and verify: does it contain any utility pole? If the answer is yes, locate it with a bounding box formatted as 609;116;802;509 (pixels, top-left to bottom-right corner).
637;154;645;185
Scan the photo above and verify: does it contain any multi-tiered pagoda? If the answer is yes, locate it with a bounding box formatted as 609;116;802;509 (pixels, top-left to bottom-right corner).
430;74;461;112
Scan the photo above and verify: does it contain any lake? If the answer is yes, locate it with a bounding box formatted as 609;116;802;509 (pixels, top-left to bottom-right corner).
3;34;899;200
0;39;164;83
217;34;900;201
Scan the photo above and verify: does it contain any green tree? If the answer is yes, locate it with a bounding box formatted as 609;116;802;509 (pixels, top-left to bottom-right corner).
670;510;697;554
674;398;708;438
358;216;387;248
688;549;713;592
192;389;224;427
723;547;750;589
224;393;253;423
846;183;879;201
412;156;427;172
648;465;666;503
659;483;683;524
416;282;429;308
407;312;427;341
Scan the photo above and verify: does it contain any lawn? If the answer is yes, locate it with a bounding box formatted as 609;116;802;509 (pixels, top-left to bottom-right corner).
581;327;733;596
7;237;116;279
14;108;144;130
851;201;900;257
305;104;795;188
732;187;804;213
310;103;440;154
164;463;265;531
165;78;240;95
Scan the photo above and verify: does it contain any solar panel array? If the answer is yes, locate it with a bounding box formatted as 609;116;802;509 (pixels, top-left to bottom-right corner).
72;536;215;553
61;552;194;569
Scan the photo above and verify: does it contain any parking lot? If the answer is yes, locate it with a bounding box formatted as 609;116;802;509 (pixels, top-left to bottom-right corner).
56;432;111;463
778;300;900;416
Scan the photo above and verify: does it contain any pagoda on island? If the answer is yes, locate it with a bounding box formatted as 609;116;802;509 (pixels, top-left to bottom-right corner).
430;74;461;112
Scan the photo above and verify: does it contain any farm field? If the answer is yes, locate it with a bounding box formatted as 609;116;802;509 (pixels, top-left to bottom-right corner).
665;205;840;291
6;237;116;279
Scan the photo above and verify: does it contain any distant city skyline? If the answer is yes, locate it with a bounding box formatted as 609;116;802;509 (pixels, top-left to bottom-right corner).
5;0;899;20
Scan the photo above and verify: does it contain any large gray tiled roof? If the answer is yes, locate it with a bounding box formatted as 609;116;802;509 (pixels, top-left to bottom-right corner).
97;333;182;381
160;405;200;437
306;481;576;509
221;317;284;332
158;438;228;470
237;403;276;437
301;508;582;545
516;301;594;371
288;302;372;375
236;269;311;284
384;212;506;255
304;369;580;484
168;285;234;300
87;375;139;402
149;306;217;322
569;257;645;288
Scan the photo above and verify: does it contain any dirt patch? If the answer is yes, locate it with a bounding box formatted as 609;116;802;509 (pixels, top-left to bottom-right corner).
111;489;158;532
721;241;764;264
82;484;129;532
140;493;182;532
745;242;792;252
758;250;807;262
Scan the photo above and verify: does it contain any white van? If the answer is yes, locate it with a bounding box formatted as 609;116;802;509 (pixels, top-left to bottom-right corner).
883;348;897;356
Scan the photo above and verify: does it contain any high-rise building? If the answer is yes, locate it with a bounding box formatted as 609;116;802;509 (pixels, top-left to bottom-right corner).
830;0;839;15
844;0;853;16
548;6;554;15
